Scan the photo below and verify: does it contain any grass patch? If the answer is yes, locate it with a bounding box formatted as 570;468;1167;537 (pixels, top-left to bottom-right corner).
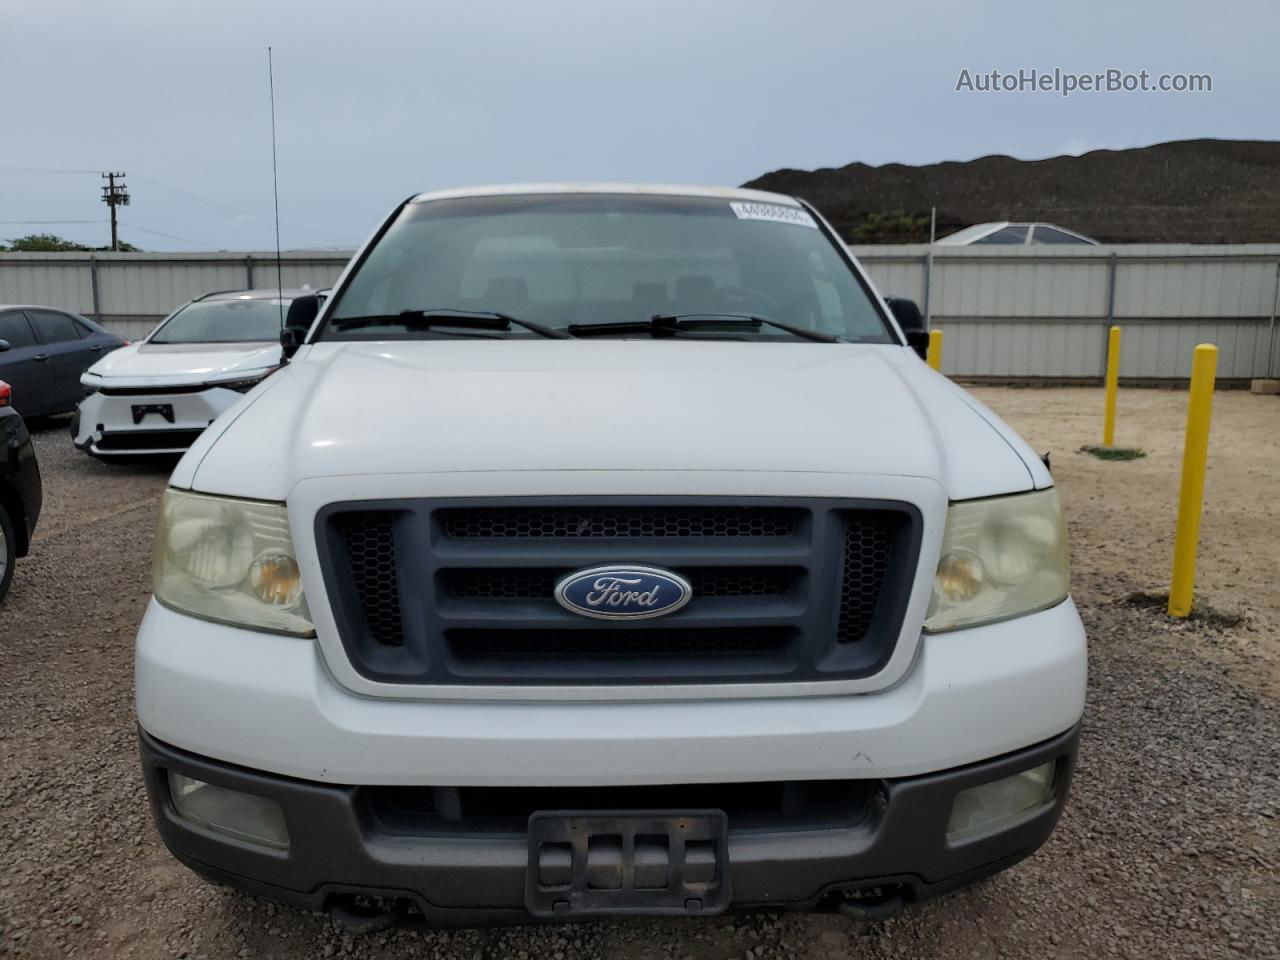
1122;591;1246;628
1079;444;1147;461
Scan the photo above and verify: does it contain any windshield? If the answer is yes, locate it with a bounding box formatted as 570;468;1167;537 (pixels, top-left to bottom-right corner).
150;298;289;344
322;194;893;342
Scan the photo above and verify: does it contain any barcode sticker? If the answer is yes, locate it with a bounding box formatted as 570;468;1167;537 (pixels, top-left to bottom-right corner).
729;201;818;229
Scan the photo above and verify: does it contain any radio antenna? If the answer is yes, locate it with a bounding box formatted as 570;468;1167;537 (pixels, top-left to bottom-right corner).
267;46;284;330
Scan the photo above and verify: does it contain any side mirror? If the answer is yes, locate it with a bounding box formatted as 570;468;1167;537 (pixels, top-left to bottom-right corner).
280;327;302;359
285;294;320;334
282;295;320;359
0;339;10;353
884;297;928;361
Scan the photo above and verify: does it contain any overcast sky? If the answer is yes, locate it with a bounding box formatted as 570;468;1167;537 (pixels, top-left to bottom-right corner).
3;0;1275;251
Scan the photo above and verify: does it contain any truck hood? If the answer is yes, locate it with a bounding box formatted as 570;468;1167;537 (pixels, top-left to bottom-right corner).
177;340;1045;501
84;341;281;387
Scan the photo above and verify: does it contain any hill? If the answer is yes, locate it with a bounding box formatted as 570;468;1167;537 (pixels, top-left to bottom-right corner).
742;139;1280;244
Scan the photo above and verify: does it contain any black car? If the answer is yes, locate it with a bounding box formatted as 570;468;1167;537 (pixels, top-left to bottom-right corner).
0;305;128;418
0;380;42;602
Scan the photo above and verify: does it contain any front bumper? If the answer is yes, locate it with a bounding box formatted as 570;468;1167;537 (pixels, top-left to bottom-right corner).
140;724;1079;924
73;386;245;456
135;598;1086;785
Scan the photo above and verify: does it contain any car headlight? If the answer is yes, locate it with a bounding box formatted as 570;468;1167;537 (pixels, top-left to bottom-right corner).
924;488;1069;633
214;368;278;393
153;489;313;635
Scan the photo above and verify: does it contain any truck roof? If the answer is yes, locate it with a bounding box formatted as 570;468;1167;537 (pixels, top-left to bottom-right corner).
409;182;803;206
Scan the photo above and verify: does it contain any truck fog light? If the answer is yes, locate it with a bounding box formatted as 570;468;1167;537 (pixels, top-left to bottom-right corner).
946;762;1055;842
167;772;289;849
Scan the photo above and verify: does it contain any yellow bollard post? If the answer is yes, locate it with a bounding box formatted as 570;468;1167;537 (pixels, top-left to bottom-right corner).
1168;343;1218;618
1103;325;1121;447
927;329;943;372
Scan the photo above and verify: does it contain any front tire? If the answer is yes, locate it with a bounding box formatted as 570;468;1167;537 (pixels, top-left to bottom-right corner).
0;503;15;604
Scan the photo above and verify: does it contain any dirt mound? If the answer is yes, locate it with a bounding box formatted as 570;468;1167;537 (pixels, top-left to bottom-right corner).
743;138;1280;243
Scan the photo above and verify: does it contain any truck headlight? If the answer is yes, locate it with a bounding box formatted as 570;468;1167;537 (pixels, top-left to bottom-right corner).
924;488;1068;632
153;489;314;635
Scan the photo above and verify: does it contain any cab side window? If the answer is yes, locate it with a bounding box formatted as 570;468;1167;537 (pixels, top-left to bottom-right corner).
28;310;86;343
0;311;38;348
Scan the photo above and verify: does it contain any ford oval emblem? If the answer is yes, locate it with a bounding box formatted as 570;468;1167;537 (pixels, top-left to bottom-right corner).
555;565;692;621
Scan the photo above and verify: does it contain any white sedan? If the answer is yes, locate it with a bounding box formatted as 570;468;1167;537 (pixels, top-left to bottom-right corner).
73;289;308;458
935;222;1097;245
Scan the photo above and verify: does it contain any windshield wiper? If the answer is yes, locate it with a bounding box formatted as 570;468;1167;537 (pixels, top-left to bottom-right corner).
660;314;841;343
565;314;840;343
330;309;570;339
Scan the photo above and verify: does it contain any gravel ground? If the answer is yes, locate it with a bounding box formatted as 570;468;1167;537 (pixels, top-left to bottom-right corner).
1;388;1277;960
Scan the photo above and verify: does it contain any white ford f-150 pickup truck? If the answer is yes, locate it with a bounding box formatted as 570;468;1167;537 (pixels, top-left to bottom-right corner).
136;183;1085;929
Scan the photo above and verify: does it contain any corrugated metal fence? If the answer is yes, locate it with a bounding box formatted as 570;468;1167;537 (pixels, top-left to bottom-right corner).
2;245;1278;381
0;252;346;343
853;243;1280;382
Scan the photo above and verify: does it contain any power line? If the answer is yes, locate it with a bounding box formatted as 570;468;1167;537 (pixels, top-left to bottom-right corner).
0;219;100;225
0;166;99;175
4;166;359;247
117;221;217;247
1;219;215;248
130;175;258;218
4;167;347;246
130;173;354;244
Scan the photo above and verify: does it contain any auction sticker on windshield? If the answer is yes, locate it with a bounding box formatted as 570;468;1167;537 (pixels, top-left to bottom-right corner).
729;201;818;228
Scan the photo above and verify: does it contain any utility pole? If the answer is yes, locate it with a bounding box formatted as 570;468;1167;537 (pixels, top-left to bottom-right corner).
100;172;130;251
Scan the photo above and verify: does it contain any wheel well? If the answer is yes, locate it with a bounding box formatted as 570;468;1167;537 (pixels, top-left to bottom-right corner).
0;480;28;557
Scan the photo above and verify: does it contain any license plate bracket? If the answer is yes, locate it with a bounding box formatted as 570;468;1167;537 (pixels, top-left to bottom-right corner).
526;810;730;918
131;403;175;425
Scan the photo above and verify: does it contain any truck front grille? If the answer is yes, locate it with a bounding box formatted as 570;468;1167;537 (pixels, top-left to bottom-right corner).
438;505;800;540
439;566;798;600
361;778;884;837
836;515;896;644
336;512;404;647
318;498;920;687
